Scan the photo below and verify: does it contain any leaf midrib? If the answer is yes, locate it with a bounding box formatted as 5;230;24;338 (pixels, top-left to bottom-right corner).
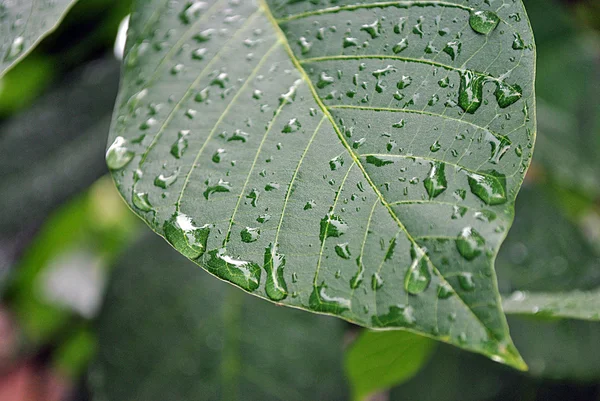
259;0;506;344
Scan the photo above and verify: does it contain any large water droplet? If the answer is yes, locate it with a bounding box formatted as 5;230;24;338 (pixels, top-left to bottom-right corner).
309;282;351;313
206;249;261;292
164;213;211;259
467;170;507;205
372;304;415;327
132;192;153;212
365;155;394;167
424;162;447;199
263;243;288;301
437;282;454;299
458;70;485;114
404;245;431;295
494;81;522;108
106;136;134;170
320;213;348;241
487;132;511;164
456;227;485;260
443;40;461;61
469;10;500;35
360;19;381;39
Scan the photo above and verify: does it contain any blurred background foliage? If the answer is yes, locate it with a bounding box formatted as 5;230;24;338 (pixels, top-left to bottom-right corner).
0;0;598;400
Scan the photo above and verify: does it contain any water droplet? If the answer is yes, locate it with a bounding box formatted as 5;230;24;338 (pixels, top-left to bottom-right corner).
317;72;334;88
343;37;359;48
257;214;271;223
304;200;317;210
469;10;500;35
192;48;207;60
397;75;412;89
265;182;280;191
494;81;522;108
320;213;348;241
372;304;415;327
488;133;511;164
365;155;394;167
437;282;454;299
430;140;441;152
424;162;447;199
298;36;312;54
393;38;409;54
443;40;461;61
170;130;189;159
211;72;229;88
106;136;134;170
458;70;485;114
241;227;260;243
195;87;210;102
404;245;431;295
458;272;476;291
467;170;507;205
309;282;351;313
263;243;288;301
154;168;179;189
512;33;525;50
179;1;208;24
212;148;227;163
360;20;381;39
228;129;249;142
329;155;344;171
132;192;153;212
392;119;406;128
203;179;232;199
456;227;485;260
246;188;259;207
279;79;302;105
372;65;396;79
164;213;210;259
371;273;384;290
206;249;261;292
282;118;301;133
350;257;364;289
334;243;351;259
4;36;24;61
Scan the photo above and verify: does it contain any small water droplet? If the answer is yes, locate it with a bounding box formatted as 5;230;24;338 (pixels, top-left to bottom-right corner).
317;72;335;88
443;40;461;61
458;272;476;291
430;140;441;152
512;33;526;50
132;192;153;212
154;168;179;189
437;282;454;299
179;1;208;24
4;36;24;61
494;81;522;108
393;38;409;53
371;273;384;290
329;155;344;171
360;19;381;39
397;76;412;89
298;36;312;54
204;179;232;199
365;155;394;167
282;118;302;133
334;243;351;259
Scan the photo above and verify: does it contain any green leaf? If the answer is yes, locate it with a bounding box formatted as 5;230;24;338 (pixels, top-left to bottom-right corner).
0;57;119;235
346;330;435;401
109;0;536;367
91;230;348;401
0;0;78;77
504;290;600;321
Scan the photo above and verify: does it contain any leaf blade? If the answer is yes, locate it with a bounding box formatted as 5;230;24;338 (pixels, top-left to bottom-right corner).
110;0;536;368
0;0;78;77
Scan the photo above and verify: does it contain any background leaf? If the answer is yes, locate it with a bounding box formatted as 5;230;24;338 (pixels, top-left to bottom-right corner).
345;330;435;401
0;57;119;236
90;230;348;401
0;0;79;77
109;0;536;366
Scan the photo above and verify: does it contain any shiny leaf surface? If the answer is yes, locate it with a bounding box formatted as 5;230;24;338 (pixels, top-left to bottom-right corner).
108;0;536;367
